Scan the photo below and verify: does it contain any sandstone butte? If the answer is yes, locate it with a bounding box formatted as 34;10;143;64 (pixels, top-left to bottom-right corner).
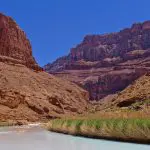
0;13;89;124
44;20;150;104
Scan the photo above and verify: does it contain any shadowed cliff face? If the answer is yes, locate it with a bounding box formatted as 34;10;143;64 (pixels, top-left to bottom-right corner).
0;13;89;123
44;21;150;101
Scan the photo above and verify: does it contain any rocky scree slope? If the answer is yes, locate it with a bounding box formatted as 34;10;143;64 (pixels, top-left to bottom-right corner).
100;74;150;112
113;74;150;110
0;13;88;123
44;21;150;101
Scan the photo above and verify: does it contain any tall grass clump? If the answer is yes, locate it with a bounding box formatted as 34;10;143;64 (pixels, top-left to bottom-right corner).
0;121;15;127
46;118;150;143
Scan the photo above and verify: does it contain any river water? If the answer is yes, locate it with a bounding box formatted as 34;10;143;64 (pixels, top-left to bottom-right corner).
0;125;149;150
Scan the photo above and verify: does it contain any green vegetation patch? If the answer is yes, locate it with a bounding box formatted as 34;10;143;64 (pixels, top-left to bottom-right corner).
0;121;14;127
47;118;150;143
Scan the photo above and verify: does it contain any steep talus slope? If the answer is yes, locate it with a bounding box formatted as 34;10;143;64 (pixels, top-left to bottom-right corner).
0;13;88;123
0;62;88;122
44;21;150;101
92;74;150;112
112;74;150;110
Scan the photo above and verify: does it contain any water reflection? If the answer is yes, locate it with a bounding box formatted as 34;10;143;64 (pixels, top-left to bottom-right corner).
0;126;149;150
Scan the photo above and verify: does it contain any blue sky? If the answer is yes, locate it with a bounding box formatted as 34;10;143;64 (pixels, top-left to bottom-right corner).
1;0;150;66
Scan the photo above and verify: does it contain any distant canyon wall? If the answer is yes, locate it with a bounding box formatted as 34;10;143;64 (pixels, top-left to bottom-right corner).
44;21;150;100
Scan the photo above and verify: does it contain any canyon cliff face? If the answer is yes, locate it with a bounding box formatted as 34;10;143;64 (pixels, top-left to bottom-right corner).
0;13;41;71
44;21;150;100
0;13;88;123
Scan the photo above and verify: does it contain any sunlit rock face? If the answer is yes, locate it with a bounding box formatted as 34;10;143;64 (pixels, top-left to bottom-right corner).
69;21;150;62
44;21;150;101
0;13;41;70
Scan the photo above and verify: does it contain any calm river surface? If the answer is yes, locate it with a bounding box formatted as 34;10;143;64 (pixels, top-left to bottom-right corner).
0;125;149;150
